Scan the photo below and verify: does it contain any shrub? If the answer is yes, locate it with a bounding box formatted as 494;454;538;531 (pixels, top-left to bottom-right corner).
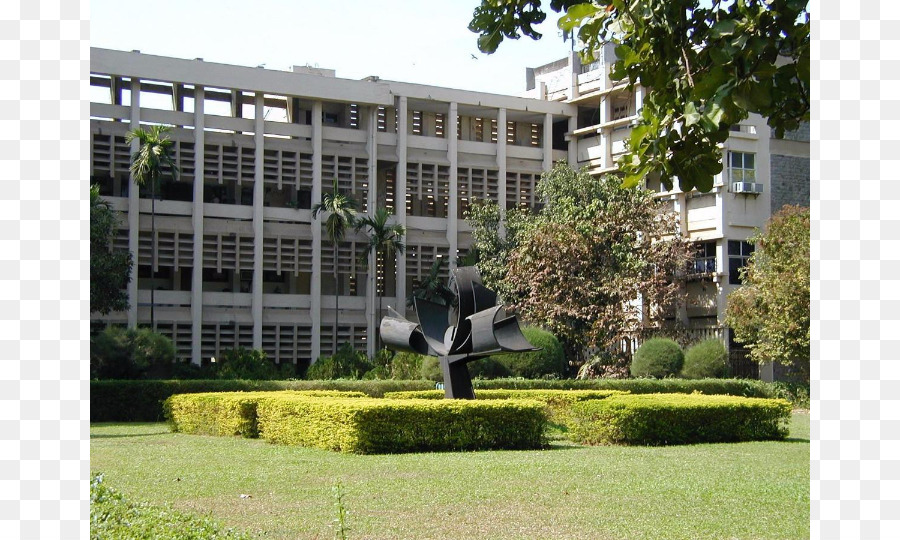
681;339;728;379
213;347;287;380
630;338;684;378
90;379;436;422
390;352;426;380
165;391;368;438
421;356;443;382
90;474;252;540
567;393;792;446
491;327;566;379
467;356;512;379
306;343;373;380
770;381;810;410
256;396;547;454
384;389;627;424
90;327;176;379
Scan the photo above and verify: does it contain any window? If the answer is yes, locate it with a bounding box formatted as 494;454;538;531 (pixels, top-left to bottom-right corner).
435;113;445;138
412;111;423;135
690;242;717;275
727;240;754;285
728;152;756;183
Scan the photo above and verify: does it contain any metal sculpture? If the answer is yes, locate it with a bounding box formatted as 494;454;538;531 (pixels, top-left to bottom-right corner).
380;266;538;399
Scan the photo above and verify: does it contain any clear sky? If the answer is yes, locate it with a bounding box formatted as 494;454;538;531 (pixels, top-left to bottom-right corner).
90;0;574;96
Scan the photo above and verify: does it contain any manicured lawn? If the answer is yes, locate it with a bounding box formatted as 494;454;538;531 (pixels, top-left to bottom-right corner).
90;412;809;539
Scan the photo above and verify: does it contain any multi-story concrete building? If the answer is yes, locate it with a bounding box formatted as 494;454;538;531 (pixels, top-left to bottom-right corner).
89;47;575;367
89;46;809;378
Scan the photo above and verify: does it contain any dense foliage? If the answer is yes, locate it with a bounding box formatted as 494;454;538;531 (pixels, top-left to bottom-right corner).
725;205;810;382
469;0;809;192
567;393;792;445
212;347;294;380
630;338;685;378
306;343;374;380
90;185;132;315
90;327;176;379
681;338;728;379
90;474;251;540
484;163;689;369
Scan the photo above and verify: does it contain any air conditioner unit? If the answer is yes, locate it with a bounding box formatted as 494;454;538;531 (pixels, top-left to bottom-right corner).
731;182;764;194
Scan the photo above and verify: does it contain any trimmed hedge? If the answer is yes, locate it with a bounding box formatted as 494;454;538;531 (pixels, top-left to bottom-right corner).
256;396;547;454
567;393;792;446
91;378;794;423
91;379;435;422
165;391;367;438
384;389;627;424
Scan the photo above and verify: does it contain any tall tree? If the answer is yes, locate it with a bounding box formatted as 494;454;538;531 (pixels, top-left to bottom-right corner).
126;125;178;328
725;205;809;382
500;163;690;371
463;200;532;305
469;0;810;192
407;258;454;308
90;185;133;315
355;208;405;349
312;178;359;355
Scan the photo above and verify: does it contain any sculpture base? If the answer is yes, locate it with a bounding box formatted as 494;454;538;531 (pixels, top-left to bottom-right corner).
439;355;476;399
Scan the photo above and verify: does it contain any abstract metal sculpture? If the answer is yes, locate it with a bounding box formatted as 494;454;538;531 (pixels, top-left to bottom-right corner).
380;266;538;399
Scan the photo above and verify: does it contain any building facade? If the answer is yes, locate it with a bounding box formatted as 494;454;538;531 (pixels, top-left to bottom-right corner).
90;46;809;376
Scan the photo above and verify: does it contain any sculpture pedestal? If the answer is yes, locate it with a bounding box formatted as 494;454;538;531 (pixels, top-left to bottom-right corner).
439;355;476;399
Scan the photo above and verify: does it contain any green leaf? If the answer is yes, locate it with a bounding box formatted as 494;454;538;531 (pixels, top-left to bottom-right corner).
558;3;601;31
710;19;737;38
709;47;731;66
683;102;701;127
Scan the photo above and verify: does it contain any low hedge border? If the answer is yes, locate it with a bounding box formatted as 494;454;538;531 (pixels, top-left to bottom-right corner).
92;378;802;423
383;389;628;424
567;393;792;446
256;397;548;454
164;391;367;438
92;380;434;422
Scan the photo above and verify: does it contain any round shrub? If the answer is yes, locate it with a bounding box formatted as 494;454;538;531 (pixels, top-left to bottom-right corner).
630;338;684;378
491;327;566;379
467;356;511;379
421;356;442;382
681;339;728;379
390;352;426;380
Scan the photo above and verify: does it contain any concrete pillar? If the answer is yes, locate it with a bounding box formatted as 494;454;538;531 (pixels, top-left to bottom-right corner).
542;112;553;171
497;108;507;222
311;101;323;362
252;93;265;350
190;86;205;365
127;80;141;328
447;102;459;267
366;106;378;358
567;115;578;167
568;51;579;100
395;96;408;314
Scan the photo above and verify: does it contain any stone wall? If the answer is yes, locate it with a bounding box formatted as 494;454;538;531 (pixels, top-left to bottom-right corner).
770;154;810;211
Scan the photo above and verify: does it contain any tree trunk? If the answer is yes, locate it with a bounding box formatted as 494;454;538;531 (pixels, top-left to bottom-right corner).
334;248;339;356
150;177;156;329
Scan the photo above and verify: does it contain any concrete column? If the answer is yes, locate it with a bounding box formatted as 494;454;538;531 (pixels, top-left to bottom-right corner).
190;86;205;365
395;96;408;314
567;115;578;167
311;101;323;362
542;112;553;171
497;108;507;220
447;102;459;268
252;93;265;350
365;106;378;358
127;80;141;328
568;51;579;100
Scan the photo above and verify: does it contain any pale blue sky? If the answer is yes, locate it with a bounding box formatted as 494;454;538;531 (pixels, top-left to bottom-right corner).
90;0;574;96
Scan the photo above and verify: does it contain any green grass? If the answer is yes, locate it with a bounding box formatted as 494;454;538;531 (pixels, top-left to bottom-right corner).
90;412;809;540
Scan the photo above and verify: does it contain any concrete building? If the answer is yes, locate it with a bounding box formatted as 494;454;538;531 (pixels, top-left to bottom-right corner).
89;46;809;377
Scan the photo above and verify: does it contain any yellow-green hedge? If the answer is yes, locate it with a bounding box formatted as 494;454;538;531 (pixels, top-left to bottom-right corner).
164;390;367;438
568;393;792;446
383;389;627;424
256;397;548;454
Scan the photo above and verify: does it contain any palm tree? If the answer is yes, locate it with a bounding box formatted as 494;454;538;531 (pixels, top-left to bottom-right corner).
355;208;405;349
126;125;178;328
312;178;358;355
407;258;453;308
